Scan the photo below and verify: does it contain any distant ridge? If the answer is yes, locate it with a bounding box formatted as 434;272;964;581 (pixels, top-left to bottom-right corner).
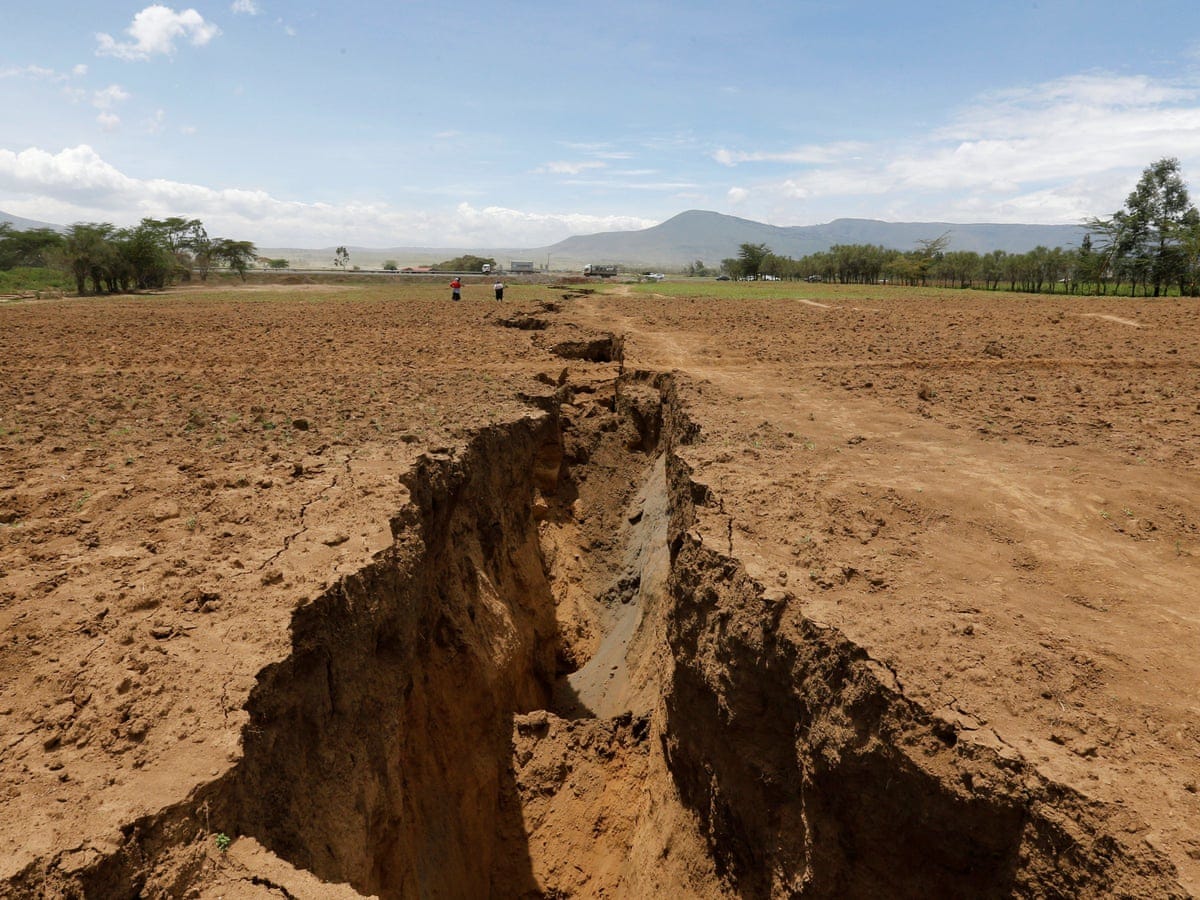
537;210;1089;269
0;209;60;232
258;213;1089;271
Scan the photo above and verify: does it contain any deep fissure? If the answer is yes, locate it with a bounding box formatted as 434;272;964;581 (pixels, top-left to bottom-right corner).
11;367;1186;898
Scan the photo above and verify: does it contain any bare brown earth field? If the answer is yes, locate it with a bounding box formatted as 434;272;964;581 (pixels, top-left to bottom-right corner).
1;280;1198;897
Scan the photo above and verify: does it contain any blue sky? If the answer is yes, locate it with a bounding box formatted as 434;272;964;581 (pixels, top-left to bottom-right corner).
3;1;1200;247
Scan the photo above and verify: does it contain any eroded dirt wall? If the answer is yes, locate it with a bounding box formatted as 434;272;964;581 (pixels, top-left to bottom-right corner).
659;442;1187;898
225;414;566;898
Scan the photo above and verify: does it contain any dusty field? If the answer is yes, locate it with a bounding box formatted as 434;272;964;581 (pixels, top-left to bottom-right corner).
1;280;1198;897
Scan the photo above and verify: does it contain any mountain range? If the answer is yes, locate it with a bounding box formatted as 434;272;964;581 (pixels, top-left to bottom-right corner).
2;208;1089;270
256;211;1091;270
533;211;1088;269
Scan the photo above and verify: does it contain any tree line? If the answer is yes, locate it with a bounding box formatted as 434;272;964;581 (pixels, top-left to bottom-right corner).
720;158;1200;297
0;217;257;295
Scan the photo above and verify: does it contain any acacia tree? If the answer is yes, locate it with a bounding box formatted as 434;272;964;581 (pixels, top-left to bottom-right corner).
0;224;64;269
737;242;770;278
1128;158;1198;296
1178;220;1200;296
213;239;258;281
58;223;115;295
136;217;207;282
112;222;176;290
42;218;256;294
1090;158;1199;296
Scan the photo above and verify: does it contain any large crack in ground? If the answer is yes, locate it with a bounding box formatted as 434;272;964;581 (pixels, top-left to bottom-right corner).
6;349;1188;897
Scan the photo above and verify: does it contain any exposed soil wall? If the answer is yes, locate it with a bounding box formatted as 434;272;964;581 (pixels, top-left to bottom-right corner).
226;415;565;897
661;437;1186;898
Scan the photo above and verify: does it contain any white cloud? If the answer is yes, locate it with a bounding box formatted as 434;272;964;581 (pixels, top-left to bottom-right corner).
0;144;656;246
92;85;131;109
713;141;869;167
727;187;748;204
452;203;654;245
1;63;89;83
0;65;58;81
955;73;1195;123
231;0;261;14
561;178;698;191
721;72;1200;225
97;113;121;132
96;5;221;61
538;160;607;175
0;146;137;195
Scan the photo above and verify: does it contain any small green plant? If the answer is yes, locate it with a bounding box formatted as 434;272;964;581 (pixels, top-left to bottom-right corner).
215;832;231;852
185;516;198;531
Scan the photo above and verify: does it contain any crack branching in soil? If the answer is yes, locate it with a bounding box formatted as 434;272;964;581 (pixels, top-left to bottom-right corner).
256;468;343;573
4;353;1187;897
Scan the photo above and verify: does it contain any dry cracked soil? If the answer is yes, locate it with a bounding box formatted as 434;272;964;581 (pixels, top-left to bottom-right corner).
1;279;1198;898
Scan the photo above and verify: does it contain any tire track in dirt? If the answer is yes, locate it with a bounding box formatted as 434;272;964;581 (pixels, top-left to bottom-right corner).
1076;312;1145;327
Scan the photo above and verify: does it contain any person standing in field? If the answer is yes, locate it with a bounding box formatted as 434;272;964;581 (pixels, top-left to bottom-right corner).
493;279;505;301
450;276;462;302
